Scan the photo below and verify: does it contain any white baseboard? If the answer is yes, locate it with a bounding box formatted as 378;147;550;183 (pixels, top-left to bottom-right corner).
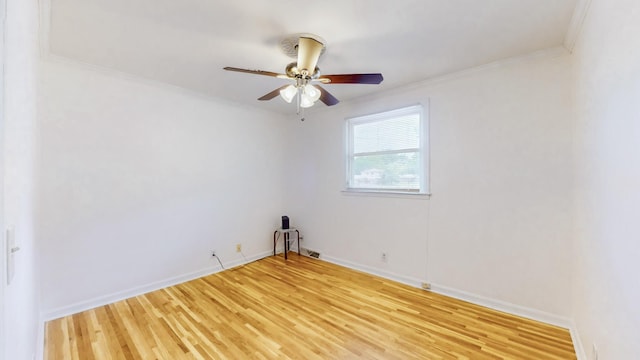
320;254;425;289
429;283;572;328
317;253;585;358
569;320;587;360
41;250;272;321
39;250;586;360
431;284;586;359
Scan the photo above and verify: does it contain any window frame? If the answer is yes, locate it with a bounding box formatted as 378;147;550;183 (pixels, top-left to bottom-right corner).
345;104;429;196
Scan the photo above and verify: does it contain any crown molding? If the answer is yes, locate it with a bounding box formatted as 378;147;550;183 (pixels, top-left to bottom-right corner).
36;0;287;117
564;0;594;52
330;45;570;111
42;53;287;120
409;46;569;88
37;0;575;117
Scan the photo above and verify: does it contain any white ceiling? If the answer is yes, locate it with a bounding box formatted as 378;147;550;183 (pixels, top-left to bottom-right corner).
45;0;579;114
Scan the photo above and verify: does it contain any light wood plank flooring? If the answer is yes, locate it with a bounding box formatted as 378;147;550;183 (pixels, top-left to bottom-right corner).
45;254;576;359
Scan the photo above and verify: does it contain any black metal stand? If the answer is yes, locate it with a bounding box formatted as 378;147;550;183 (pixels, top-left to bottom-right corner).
273;228;300;260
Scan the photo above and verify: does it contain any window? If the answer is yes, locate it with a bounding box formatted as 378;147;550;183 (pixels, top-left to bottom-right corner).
346;104;428;194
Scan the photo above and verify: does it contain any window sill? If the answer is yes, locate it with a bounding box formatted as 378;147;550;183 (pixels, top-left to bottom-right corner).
341;189;431;199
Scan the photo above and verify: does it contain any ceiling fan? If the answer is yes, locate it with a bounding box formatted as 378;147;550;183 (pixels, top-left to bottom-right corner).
224;34;383;112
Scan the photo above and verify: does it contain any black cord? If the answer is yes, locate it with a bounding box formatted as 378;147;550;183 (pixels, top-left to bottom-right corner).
213;254;225;270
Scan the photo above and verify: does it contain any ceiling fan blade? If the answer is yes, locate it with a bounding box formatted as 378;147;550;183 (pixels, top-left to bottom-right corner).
258;85;290;101
297;37;324;76
223;67;289;79
317;73;384;84
315;85;339;106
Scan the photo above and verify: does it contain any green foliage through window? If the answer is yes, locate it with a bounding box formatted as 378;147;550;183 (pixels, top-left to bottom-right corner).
346;105;427;194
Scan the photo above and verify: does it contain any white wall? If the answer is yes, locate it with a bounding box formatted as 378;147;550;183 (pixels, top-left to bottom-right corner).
34;2;640;358
2;0;41;359
286;52;574;319
571;0;640;358
37;59;288;315
1;0;6;353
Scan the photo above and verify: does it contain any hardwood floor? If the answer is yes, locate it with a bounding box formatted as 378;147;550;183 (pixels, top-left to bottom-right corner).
45;254;576;359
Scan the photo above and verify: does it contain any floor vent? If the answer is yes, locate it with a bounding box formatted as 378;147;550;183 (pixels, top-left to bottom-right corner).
304;249;320;258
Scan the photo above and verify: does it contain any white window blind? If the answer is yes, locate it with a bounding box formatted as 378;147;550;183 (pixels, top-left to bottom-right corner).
346;104;428;194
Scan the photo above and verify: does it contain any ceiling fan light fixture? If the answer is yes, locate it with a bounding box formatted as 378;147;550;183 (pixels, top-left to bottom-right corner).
300;93;315;108
304;84;321;102
279;84;297;103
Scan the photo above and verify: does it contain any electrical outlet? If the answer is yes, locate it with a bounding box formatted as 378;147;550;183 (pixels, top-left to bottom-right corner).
592;344;598;360
236;244;241;252
421;282;431;290
381;252;387;262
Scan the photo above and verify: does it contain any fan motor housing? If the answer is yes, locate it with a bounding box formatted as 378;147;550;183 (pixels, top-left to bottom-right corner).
286;62;320;79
